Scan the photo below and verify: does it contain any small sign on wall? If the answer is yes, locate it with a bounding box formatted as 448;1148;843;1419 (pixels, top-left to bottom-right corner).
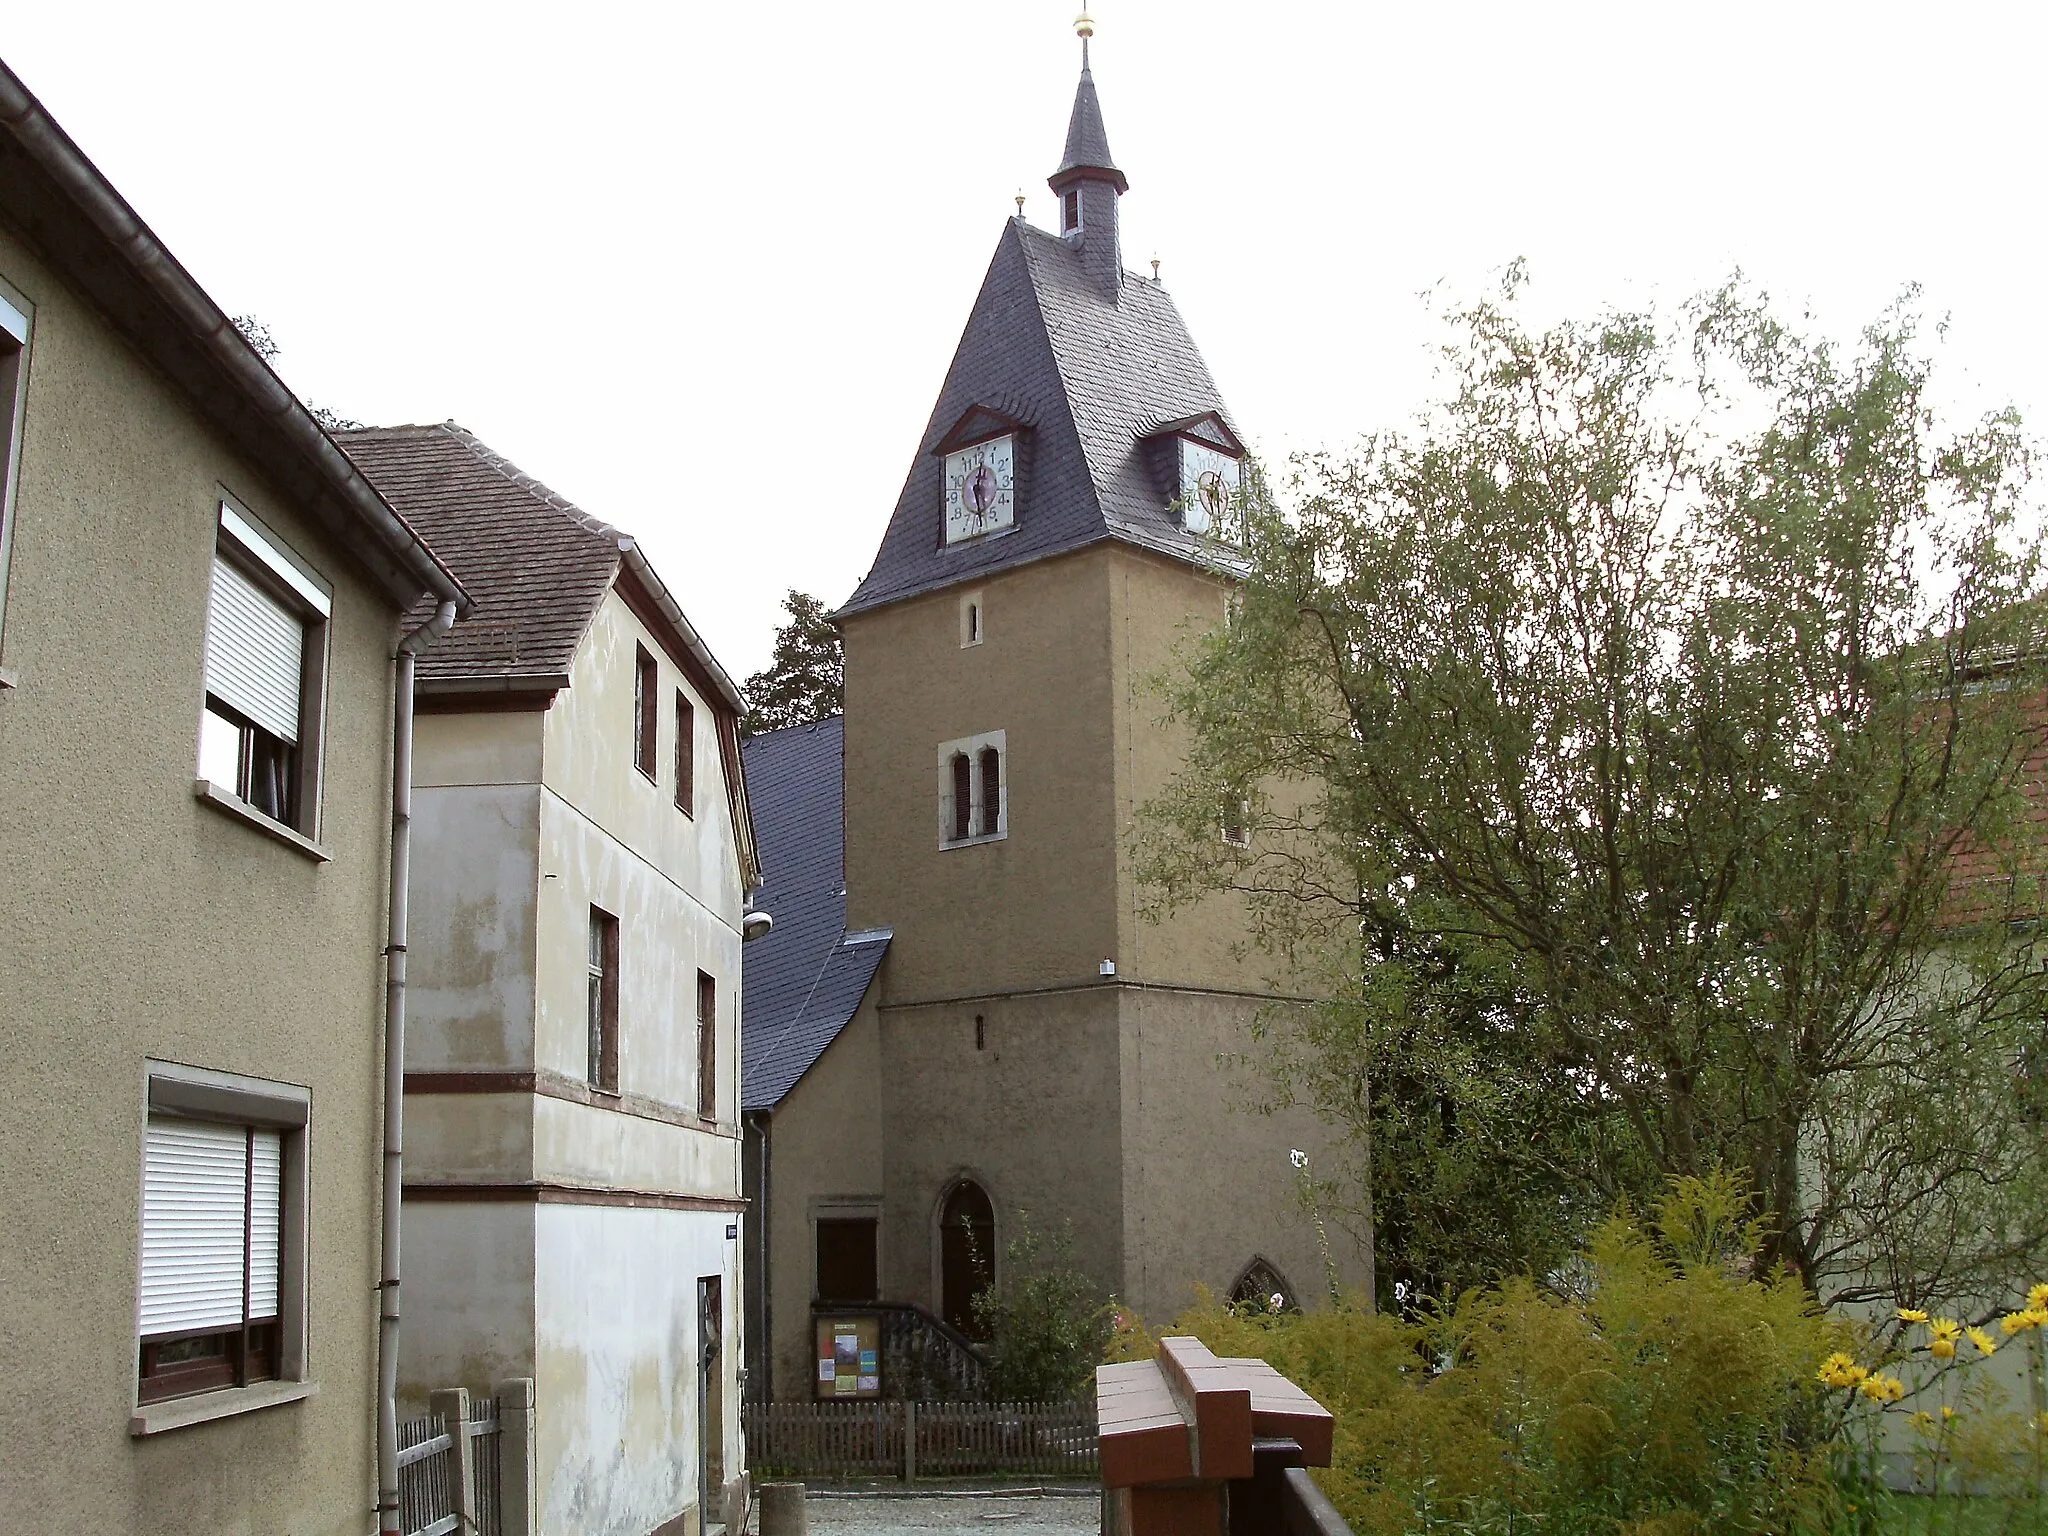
814;1315;881;1399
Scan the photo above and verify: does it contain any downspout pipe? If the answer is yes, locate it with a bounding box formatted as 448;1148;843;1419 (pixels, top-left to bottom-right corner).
378;599;457;1535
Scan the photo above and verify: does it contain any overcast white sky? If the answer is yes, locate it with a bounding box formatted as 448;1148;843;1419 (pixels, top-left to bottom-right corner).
6;2;2043;677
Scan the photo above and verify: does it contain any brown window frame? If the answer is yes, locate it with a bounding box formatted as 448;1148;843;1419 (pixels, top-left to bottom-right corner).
588;907;620;1092
1061;188;1080;234
675;689;695;817
633;644;659;782
137;1122;283;1405
696;970;717;1121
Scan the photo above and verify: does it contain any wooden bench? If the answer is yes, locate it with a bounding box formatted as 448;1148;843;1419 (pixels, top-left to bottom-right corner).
1097;1336;1348;1535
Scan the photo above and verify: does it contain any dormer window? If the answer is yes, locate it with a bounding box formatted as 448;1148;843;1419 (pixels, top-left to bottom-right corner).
1179;440;1242;537
1061;189;1081;233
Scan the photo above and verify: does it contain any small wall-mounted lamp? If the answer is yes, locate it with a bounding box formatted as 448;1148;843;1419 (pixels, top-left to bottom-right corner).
743;911;774;942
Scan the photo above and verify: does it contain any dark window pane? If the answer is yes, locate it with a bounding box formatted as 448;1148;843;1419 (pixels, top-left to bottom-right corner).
979;748;1001;837
950;753;972;841
814;1218;878;1302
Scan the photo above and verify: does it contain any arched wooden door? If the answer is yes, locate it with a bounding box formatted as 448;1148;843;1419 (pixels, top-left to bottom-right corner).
938;1180;995;1339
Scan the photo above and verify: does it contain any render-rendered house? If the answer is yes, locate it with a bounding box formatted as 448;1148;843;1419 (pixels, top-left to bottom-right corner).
740;47;1364;1403
341;424;759;1536
0;61;466;1536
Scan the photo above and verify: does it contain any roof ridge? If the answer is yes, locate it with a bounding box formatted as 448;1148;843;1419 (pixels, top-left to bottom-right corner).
434;423;626;545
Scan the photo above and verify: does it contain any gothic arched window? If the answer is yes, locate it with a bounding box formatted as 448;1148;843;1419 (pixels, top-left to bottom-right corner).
1228;1256;1296;1314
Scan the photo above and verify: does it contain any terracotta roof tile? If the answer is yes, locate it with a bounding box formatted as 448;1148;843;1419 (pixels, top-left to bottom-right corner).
336;423;622;685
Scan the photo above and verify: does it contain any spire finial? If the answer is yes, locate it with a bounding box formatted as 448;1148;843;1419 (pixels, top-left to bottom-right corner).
1075;8;1093;69
1015;190;1027;219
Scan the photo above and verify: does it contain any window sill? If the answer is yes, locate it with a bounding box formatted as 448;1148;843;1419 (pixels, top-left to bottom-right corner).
130;1377;317;1436
940;830;1007;851
0;664;17;690
194;780;331;863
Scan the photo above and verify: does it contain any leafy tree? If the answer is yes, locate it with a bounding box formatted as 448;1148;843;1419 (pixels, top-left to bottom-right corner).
972;1217;1114;1402
1140;275;2048;1310
744;590;843;737
230;314;364;431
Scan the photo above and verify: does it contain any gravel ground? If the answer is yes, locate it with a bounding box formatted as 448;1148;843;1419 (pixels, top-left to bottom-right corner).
751;1491;1099;1534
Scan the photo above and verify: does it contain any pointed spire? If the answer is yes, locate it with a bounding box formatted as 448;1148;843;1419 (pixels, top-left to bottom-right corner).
1051;13;1128;195
1049;9;1127;299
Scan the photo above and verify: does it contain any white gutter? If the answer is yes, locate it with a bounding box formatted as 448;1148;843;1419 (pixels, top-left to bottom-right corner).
377;599;457;1535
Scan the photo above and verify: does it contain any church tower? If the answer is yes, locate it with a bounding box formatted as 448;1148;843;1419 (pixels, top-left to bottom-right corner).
742;17;1364;1402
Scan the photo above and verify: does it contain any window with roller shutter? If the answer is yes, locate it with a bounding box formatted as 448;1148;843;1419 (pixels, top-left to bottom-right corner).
197;502;330;834
137;1117;285;1402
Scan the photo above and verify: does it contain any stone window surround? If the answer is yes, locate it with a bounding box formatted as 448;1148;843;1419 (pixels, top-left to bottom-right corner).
131;1060;314;1437
937;729;1006;849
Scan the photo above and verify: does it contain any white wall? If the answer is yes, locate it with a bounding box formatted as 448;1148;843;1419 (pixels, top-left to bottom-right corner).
536;1203;742;1536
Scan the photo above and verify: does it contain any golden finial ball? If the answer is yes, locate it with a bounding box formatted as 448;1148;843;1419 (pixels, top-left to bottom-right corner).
1074;10;1094;39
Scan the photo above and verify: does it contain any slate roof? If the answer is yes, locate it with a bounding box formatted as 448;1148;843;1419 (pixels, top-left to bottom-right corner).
740;716;890;1111
336;423;624;689
840;215;1243;616
1054;63;1125;191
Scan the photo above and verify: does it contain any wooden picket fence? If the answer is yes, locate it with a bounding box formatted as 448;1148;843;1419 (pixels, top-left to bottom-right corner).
743;1399;1098;1481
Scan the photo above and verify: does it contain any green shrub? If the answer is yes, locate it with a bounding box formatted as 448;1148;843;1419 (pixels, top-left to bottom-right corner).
1155;1174;1851;1535
975;1216;1114;1403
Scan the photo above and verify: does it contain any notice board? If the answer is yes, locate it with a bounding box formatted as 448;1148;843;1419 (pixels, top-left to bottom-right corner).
814;1314;881;1399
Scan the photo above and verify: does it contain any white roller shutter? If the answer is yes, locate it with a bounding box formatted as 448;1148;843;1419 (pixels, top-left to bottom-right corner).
248;1130;282;1321
204;556;303;743
138;1119;284;1336
139;1119;247;1336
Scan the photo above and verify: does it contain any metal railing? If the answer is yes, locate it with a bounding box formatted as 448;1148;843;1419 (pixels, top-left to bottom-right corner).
744;1398;1098;1481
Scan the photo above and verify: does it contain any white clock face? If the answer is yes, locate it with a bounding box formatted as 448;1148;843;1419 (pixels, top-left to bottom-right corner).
943;435;1016;544
1178;441;1242;536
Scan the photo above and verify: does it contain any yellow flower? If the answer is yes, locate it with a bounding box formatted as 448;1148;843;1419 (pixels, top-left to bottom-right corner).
1930;1338;1957;1360
2004;1309;2048;1336
1968;1326;1998;1357
1819;1352;1869;1389
1898;1307;1930;1324
2028;1283;2048;1311
1942;1405;1958;1421
1858;1373;1906;1403
1930;1318;1963;1344
1911;1410;1936;1434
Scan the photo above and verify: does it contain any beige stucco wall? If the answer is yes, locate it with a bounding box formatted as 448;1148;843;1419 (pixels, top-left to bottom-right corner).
1115;988;1365;1324
1107;545;1278;991
0;224;401;1533
843;550;1122;1001
878;985;1128;1309
763;991;885;1400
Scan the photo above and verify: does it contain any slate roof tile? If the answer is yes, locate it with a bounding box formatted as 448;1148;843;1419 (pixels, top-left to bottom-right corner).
740;716;889;1110
841;220;1244;617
